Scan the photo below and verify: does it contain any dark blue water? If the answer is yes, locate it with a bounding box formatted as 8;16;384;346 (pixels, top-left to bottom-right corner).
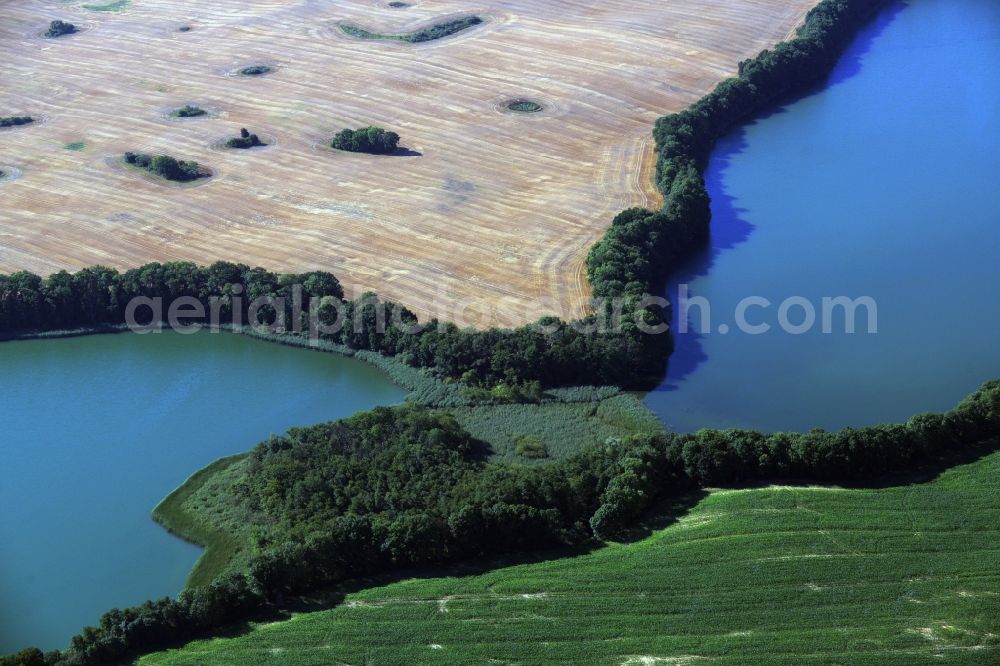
646;0;1000;433
0;332;404;652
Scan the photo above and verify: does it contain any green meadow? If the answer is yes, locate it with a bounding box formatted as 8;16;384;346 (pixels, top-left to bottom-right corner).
141;447;1000;665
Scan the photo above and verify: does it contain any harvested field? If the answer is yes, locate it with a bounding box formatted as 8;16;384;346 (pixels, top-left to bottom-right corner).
0;0;815;325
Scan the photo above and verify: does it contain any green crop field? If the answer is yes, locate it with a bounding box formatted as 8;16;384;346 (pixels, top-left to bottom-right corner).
141;447;1000;665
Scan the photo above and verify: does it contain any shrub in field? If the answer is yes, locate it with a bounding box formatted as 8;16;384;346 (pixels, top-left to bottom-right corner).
44;20;77;38
0;116;33;128
507;100;543;113
340;16;481;43
170;104;206;118
225;128;266;149
239;65;271;76
405;16;482;42
148;155;200;182
124;152;206;182
331;127;400;154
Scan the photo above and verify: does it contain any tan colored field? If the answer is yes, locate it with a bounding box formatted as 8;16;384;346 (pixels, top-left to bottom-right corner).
0;0;814;325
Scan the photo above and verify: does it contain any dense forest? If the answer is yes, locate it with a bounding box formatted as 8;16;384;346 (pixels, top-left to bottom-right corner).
0;116;33;127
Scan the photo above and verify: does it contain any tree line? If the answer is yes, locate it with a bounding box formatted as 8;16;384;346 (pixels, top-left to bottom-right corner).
0;261;344;334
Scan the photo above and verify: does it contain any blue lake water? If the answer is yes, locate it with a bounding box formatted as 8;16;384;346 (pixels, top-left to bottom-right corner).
646;0;1000;433
0;332;404;652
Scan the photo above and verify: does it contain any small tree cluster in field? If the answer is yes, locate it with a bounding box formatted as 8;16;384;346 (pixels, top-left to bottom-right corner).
0;116;34;128
225;128;266;149
45;20;77;38
239;65;271;76
170;105;206;118
340;16;481;43
124;152;206;182
331;126;400;154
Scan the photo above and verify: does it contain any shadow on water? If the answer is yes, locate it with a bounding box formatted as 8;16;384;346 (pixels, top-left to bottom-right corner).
657;130;755;390
653;0;909;392
754;0;909;123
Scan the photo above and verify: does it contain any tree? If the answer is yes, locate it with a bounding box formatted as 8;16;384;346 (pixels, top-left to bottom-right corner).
45;20;76;38
225;129;265;149
124;153;204;182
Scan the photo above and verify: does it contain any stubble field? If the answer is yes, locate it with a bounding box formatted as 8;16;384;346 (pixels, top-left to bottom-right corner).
1;0;814;324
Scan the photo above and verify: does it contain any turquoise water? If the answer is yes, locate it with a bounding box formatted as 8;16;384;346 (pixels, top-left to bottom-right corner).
646;0;1000;433
0;332;404;652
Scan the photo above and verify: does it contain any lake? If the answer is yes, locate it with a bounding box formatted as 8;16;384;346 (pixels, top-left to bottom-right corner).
646;0;1000;433
0;332;405;652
